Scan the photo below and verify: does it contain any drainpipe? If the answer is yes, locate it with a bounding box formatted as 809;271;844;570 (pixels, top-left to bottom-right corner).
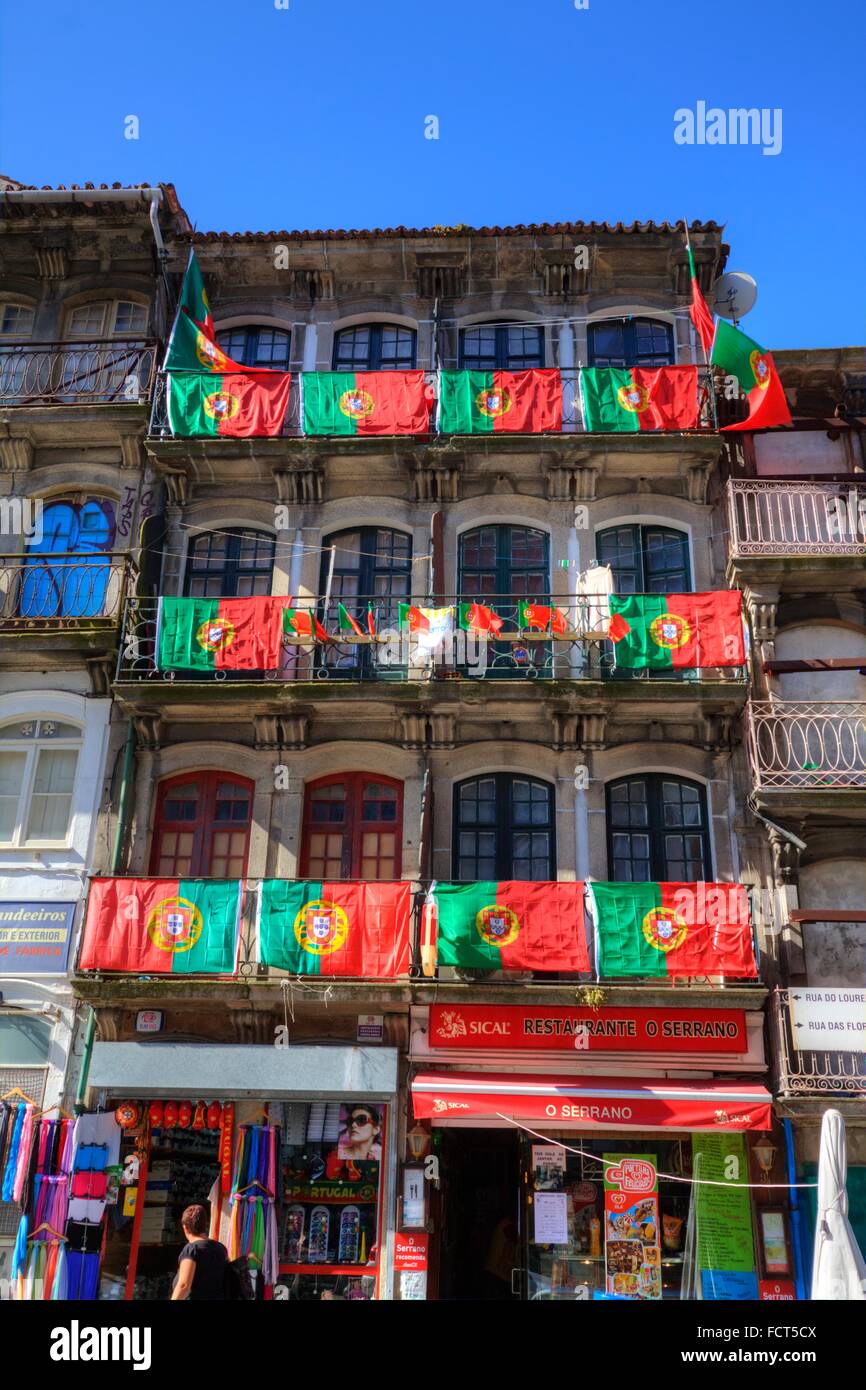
783;1119;809;1300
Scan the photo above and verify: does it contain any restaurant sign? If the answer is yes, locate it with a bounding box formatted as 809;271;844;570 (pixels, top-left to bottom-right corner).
429;1004;747;1054
0;901;76;974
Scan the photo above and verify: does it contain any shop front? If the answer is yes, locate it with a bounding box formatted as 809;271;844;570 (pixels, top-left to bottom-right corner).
408;1001;788;1302
80;1041;398;1302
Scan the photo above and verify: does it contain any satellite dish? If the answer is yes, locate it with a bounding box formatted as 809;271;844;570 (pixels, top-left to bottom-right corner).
710;271;757;322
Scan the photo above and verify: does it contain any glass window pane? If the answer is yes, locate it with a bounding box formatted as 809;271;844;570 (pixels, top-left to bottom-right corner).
0;304;35;338
25;749;77;840
0;751;26;839
112;301;148;335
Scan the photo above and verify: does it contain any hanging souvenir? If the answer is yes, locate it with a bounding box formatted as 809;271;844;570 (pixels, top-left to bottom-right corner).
206;1101;222;1130
114;1101;140;1131
177;1101;192;1129
148;1100;164;1129
192;1101;206;1131
163;1101;179;1129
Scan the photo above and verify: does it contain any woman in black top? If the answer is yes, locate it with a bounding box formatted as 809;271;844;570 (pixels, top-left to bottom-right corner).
171;1203;228;1301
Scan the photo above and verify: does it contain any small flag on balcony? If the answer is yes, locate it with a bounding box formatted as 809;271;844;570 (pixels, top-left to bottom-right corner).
711;320;792;431
157;596;291;671
458;601;504;635
590;881;757;979
79;877;242;974
432;881;588;971
606;591;744;669
580;366;700;432
284;608;328;641
437;370;562;433
167;370;291;438
337;603;366;637
686;240;715;356
163;249;217;371
258;881;411;977
302;371;433;436
518;601;568;635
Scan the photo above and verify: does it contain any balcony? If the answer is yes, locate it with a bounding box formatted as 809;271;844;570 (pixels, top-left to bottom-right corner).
771;988;866;1102
746;700;866;815
0;552;131;635
0;340;158;406
727;479;866;592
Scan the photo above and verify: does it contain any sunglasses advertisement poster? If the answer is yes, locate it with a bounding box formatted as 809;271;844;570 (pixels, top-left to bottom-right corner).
603;1154;661;1301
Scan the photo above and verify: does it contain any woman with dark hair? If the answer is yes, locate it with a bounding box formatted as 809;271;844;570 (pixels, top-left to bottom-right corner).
338;1106;383;1162
170;1203;228;1301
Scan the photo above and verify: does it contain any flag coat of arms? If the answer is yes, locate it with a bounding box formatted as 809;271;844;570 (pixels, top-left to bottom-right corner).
302;371;432;436
590;881;757;979
438;370;562;433
433;881;588;971
580;366;699;432
157;596;291;671
711;320;792;432
258;881;411;977
607;592;744;669
79;878;242;974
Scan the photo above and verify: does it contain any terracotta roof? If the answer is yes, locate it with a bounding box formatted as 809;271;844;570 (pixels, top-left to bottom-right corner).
193;219;724;243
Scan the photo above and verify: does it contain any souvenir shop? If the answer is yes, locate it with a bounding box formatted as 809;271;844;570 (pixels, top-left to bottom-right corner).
407;1003;796;1302
2;1041;398;1301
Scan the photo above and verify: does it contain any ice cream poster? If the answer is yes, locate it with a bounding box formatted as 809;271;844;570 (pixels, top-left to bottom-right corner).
603;1154;661;1300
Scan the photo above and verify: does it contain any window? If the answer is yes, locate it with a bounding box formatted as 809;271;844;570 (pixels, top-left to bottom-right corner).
184;529;275;598
218;325;291;369
332;325;416;371
0;1014;52;1065
0;304;35;339
606;775;711;882
460;323;544;371
459;524;549;599
597;525;690;594
588;318;674;368
150;773;253;877
20;497;117;619
64;300;148;338
453;774;555;880
301;774;403;879
319;527;412;674
0;719;81;846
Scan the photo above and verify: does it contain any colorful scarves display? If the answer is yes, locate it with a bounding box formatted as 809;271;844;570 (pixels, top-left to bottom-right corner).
228;1123;280;1285
1;1102;37;1203
11;1114;74;1300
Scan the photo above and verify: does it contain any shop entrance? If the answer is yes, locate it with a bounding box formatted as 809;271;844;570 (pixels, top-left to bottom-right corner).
437;1128;521;1300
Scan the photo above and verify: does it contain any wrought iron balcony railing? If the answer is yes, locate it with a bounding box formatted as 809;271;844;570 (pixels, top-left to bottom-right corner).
0;339;158;405
746;700;866;789
728;479;866;557
147;366;720;439
771;988;866;1097
115;594;748;685
0;552;132;629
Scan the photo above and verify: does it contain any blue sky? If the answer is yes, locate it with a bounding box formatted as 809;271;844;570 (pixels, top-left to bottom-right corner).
1;0;863;348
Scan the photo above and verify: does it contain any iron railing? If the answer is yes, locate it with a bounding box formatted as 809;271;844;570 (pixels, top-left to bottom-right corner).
746;700;866;789
115;594;748;684
0;552;132;629
147;366;719;438
0;339;158;405
771;988;866;1096
728;479;866;556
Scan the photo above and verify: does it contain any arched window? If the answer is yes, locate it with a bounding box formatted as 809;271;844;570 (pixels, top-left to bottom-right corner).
453;774;555;881
460;323;544;371
217;325;291;369
150;772;253;877
332;325;416;371
606;775;711;882
64;300;148;339
588;318;674;368
0;718;81;846
459;524;549;598
301;774;403;880
184;528;275;598
596;524;690;594
0;303;35;340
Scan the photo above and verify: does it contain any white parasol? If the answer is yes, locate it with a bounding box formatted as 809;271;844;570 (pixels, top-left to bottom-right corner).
811;1107;866;1300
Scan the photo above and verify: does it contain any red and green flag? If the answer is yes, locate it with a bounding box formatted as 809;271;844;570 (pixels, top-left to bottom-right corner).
163;249;216;371
437;369;562;434
258;880;411;976
607;591;744;669
458;601;504;635
79;877;242;974
590;881;757;979
518;601;568;635
337;603;366;637
686;241;715;356
433;881;588;972
302;371;433;436
711;320;792;432
284;608;328;641
157;596;290;671
580;366;699;432
167;370;291;437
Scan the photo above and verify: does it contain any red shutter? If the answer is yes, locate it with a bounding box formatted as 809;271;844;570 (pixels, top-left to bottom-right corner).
150;771;253;877
301;773;403;879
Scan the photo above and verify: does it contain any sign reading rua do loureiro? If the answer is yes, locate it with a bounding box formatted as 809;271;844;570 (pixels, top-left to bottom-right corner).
432;881;588;972
80;879;242;974
258;881;411;976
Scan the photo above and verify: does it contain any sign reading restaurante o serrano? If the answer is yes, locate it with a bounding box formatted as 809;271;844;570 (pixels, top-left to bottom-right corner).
428;1003;747;1053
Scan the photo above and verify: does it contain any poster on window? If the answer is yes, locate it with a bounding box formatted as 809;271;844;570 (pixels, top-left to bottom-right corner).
603;1154;661;1300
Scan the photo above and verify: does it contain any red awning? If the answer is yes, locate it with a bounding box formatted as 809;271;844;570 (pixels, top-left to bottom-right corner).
411;1071;772;1131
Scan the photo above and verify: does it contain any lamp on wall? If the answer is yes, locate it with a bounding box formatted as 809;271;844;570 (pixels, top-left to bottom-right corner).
406;1121;431;1162
752;1138;778;1181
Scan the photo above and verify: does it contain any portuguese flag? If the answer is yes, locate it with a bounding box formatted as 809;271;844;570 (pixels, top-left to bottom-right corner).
433;881;588;971
438;370;562;434
79;877;242;974
302;371;432;436
590;881;757;979
711;320;792;432
284;608;328;641
157;596;290;671
458;601;504;635
167;371;291;438
164;249;216;371
607;591;744;669
258;880;411;977
687;240;715;356
518;601;568;635
580;367;699;432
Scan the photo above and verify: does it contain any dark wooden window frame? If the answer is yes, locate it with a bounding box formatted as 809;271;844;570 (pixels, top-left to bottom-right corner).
150;770;254;877
301;771;404;879
452;772;556;881
605;774;713;882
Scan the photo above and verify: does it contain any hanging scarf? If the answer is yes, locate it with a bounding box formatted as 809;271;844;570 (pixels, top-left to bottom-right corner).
1;1104;25;1201
49;1243;68;1300
12;1105;36;1205
11;1213;28;1281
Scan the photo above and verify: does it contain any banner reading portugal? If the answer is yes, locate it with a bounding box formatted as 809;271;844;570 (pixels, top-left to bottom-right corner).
79;878;242;974
258;880;411;977
590;881;757;979
157;596;291;671
432;881;588;972
607;591;744;669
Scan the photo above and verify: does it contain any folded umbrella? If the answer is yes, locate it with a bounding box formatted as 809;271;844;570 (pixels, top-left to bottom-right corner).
811;1108;866;1300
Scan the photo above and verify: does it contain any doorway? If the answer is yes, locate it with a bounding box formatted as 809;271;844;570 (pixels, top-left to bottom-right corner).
437;1128;520;1300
